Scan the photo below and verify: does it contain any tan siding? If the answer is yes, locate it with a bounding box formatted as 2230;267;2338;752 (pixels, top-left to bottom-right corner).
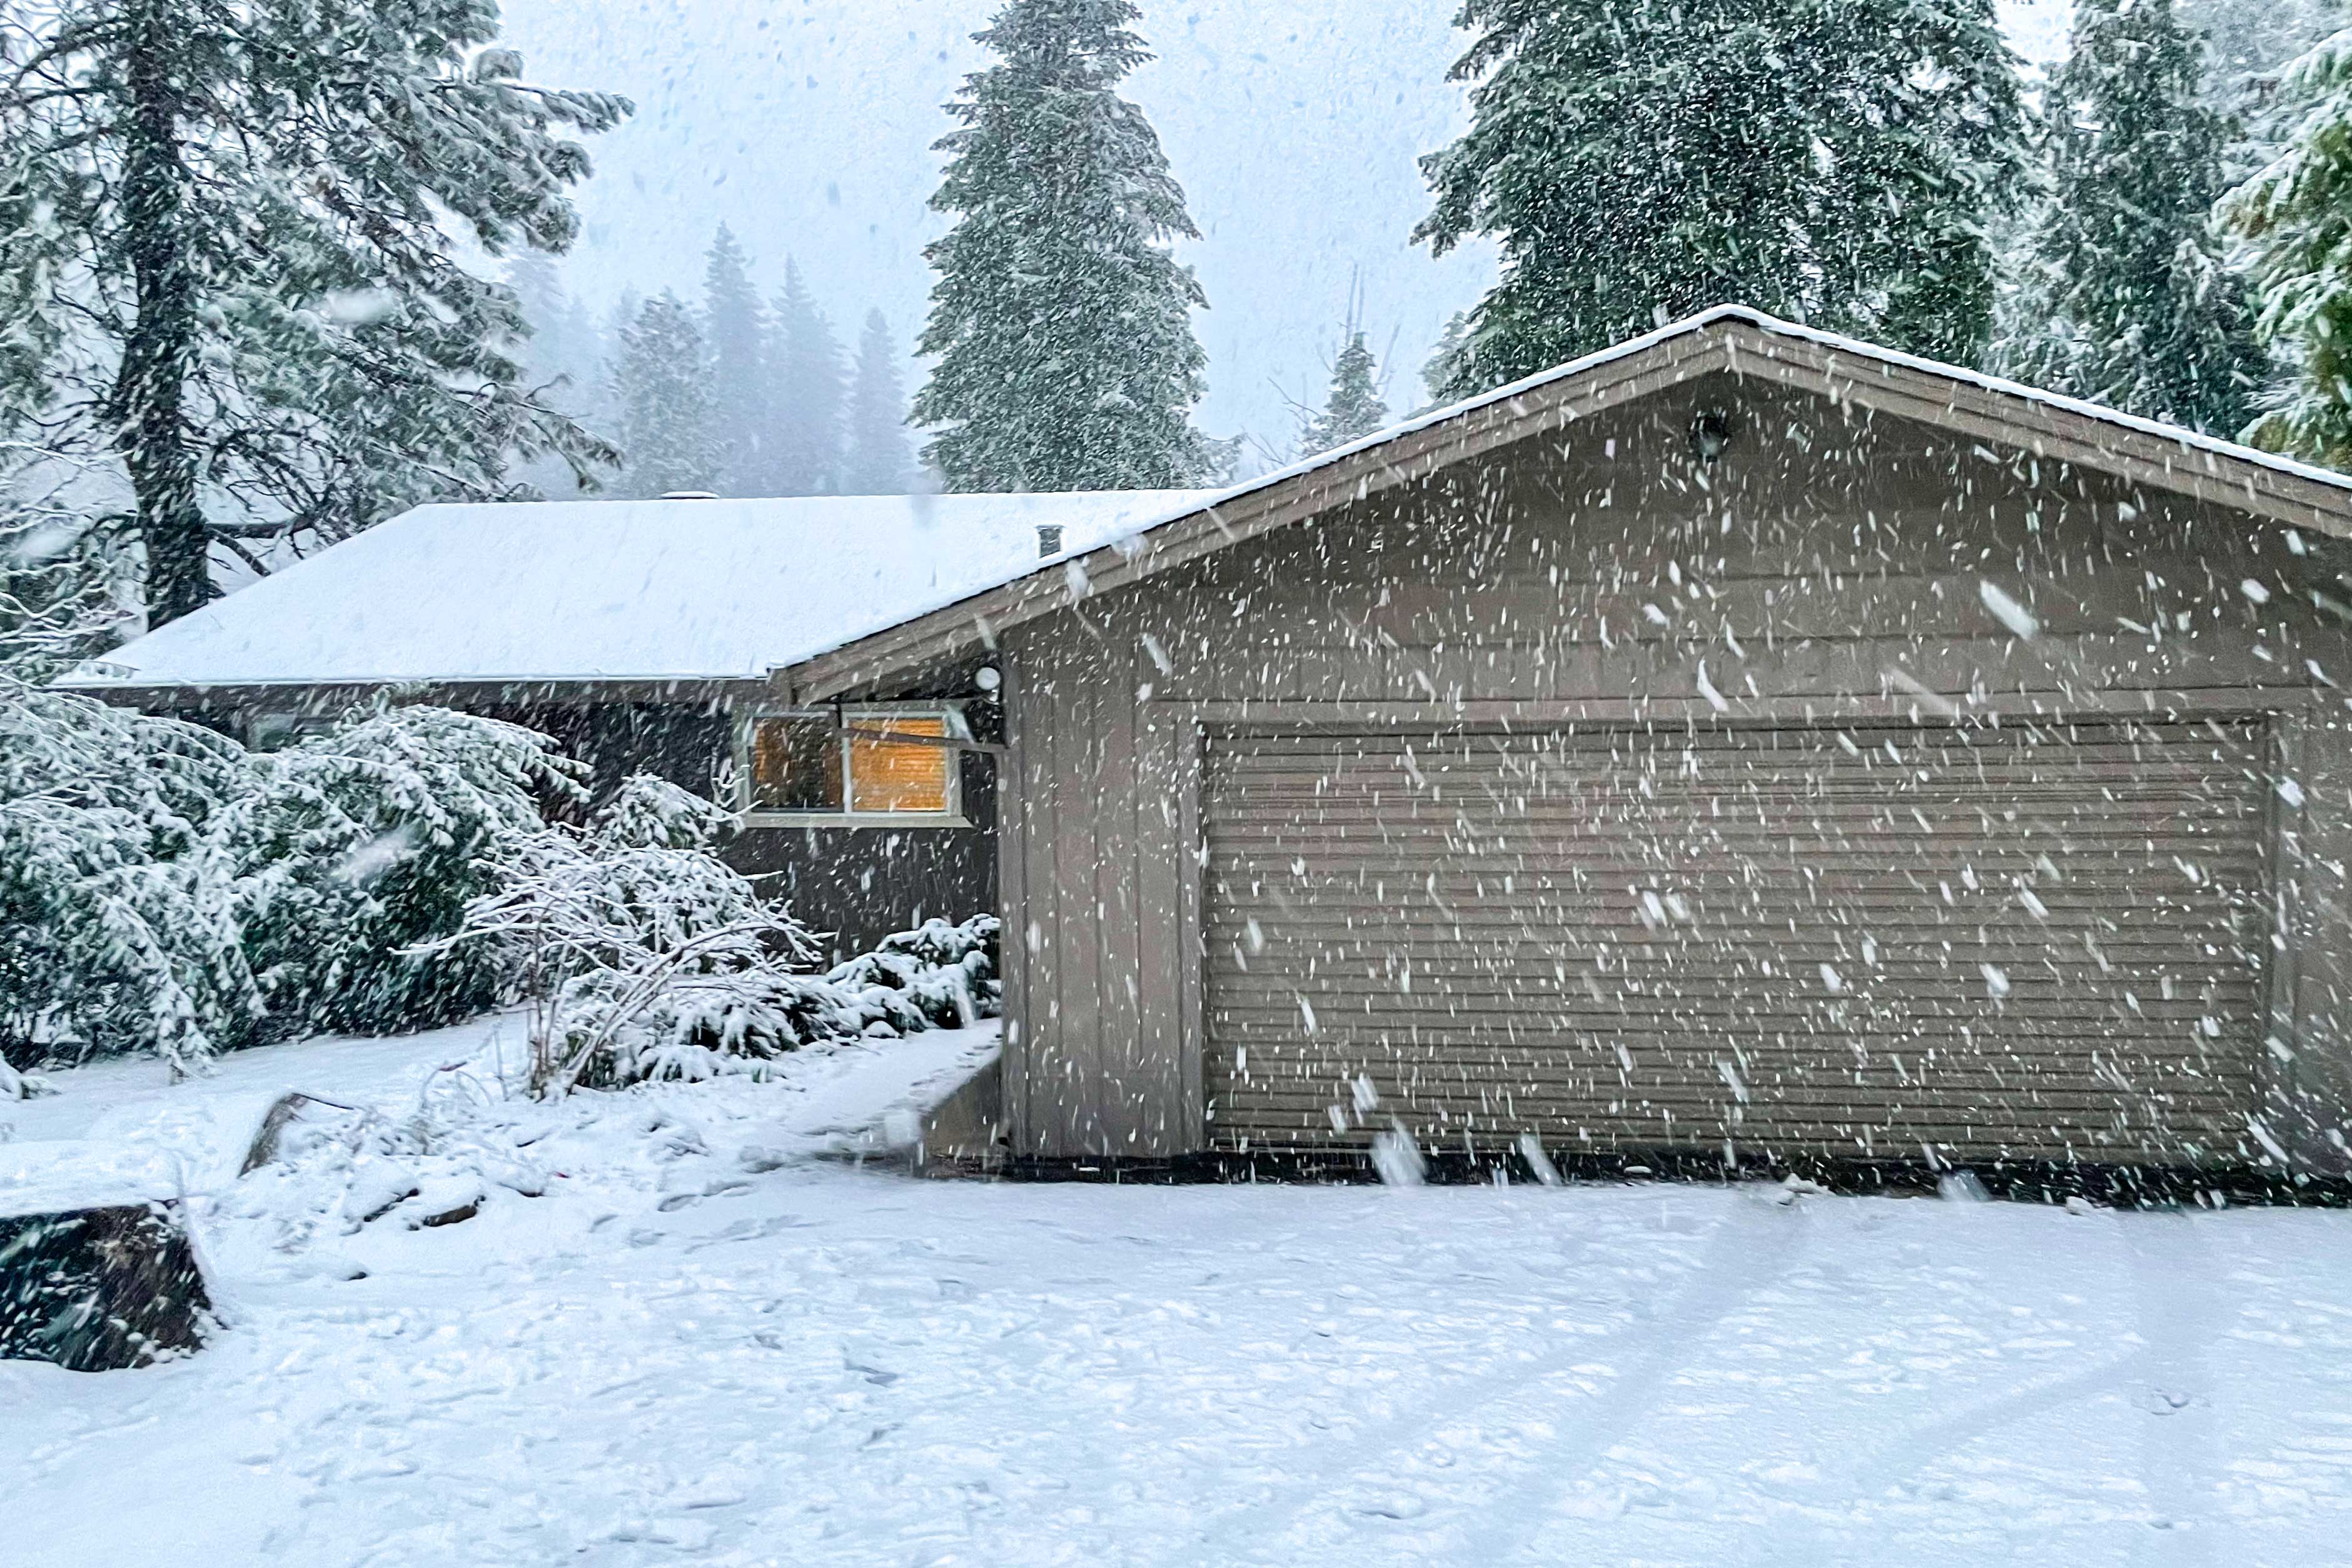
1094;636;1144;1152
997;646;1032;1152
1134;697;1188;1152
998;376;2352;1170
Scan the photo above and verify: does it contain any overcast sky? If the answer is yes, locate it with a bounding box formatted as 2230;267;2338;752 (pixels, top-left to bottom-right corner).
501;0;2075;464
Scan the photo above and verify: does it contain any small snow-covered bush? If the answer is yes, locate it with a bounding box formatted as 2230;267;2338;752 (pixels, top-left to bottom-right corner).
0;680;260;1073
218;704;582;1037
586;772;737;853
429;781;999;1096
825;915;1001;1030
430;802;845;1094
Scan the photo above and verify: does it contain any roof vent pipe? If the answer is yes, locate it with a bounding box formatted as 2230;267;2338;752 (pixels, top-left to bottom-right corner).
1037;524;1064;558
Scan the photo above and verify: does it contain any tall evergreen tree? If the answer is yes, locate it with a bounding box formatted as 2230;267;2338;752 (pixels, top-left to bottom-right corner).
844;311;914;494
1414;0;2027;398
1998;0;2259;435
2224;31;2352;463
912;0;1213;492
768;260;845;496
510;254;594;405
0;489;127;679
1302;333;1391;456
0;1;628;625
610;293;719;499
702;226;770;496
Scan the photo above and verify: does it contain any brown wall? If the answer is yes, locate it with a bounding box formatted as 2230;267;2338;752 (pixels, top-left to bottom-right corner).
728;749;999;961
999;372;2352;1169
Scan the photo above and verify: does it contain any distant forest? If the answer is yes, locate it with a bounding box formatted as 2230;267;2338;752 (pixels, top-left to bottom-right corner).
508;230;916;501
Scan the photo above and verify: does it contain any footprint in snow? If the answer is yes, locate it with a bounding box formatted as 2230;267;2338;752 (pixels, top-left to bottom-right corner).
1345;1490;1428;1522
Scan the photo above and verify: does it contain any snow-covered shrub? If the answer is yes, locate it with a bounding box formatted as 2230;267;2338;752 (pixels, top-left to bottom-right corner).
218;703;582;1038
0;677;253;844
429;800;850;1093
0;680;260;1074
0;687;580;1073
825;915;1002;1029
587;772;737;853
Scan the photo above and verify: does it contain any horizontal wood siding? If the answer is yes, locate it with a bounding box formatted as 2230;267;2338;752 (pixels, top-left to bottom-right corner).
1203;721;2270;1165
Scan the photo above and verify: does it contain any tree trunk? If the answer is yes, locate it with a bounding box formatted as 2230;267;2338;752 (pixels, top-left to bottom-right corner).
112;2;210;628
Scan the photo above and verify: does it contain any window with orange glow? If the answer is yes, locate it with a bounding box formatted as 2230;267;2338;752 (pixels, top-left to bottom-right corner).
848;716;952;813
742;710;961;820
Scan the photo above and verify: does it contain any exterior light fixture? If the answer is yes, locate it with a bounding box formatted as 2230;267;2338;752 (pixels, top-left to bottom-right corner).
1690;408;1735;464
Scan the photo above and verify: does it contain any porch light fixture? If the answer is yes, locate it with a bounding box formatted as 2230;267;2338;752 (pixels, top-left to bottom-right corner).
1690;408;1735;464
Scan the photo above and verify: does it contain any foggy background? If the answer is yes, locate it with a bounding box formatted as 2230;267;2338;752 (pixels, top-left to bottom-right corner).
498;0;2076;457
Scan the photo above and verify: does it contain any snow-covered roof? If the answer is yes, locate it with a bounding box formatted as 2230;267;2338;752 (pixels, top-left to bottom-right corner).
61;491;1213;689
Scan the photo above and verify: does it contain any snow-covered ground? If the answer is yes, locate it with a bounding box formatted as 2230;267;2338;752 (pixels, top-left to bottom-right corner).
6;1023;2352;1567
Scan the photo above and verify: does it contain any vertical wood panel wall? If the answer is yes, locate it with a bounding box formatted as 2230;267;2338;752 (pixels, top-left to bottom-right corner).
998;375;2352;1170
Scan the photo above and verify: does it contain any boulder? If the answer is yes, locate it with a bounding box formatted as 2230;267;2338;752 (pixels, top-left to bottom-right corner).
0;1200;213;1372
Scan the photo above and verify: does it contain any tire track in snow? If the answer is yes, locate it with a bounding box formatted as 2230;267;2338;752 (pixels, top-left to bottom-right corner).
1454;1197;1813;1563
1832;1209;2218;1550
1241;1195;1809;1560
1837;1344;2155;1512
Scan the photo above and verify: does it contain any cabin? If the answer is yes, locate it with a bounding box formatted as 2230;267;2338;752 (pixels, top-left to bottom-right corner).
769;307;2352;1177
64;490;1209;958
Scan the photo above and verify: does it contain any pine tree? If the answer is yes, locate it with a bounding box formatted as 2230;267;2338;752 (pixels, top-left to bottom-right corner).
702;226;770;496
912;0;1213;492
0;494;128;680
844;311;914;494
1421;312;1471;411
610;293;719;499
0;1;628;626
1302;333;1391;456
1414;0;2027;398
768;260;846;496
1998;0;2260;435
2223;31;2352;462
2186;0;2342;176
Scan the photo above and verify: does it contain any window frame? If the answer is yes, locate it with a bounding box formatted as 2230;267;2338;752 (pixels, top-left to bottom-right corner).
734;703;972;830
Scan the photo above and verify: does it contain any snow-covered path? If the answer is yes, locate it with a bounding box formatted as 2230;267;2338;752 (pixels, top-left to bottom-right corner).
6;1033;2352;1566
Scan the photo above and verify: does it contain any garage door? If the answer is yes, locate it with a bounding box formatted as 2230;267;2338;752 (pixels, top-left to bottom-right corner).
1203;721;2273;1165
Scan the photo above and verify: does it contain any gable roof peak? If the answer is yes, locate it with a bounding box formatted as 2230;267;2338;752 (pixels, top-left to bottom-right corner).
780;306;2352;703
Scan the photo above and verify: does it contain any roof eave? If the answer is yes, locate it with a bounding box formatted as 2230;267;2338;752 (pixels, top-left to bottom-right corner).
780;328;1739;703
63;673;774;708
